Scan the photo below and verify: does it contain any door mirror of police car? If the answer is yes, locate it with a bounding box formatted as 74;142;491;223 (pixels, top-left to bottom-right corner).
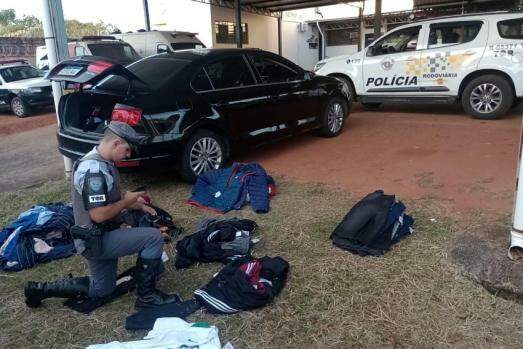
157;44;169;54
366;46;375;57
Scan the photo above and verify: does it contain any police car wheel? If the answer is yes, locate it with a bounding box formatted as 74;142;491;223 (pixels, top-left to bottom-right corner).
319;97;347;138
11;97;30;118
462;75;513;120
179;130;227;183
362;102;382;109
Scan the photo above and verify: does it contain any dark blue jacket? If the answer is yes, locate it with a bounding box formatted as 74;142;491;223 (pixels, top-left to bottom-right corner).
188;163;275;214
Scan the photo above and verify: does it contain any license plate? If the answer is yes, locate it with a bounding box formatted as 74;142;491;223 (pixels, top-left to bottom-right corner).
58;66;83;76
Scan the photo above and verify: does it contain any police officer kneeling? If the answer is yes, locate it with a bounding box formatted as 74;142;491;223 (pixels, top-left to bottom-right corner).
24;121;179;309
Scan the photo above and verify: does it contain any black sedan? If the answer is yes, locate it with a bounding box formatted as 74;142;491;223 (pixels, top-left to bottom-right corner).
47;49;349;181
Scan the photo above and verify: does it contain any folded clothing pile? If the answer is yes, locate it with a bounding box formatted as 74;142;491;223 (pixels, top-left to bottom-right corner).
0;203;75;271
90;317;227;349
330;190;414;256
175;217;257;269
188;162;276;214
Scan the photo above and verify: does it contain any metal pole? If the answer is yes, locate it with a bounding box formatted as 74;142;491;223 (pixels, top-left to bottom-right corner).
509;122;523;260
358;5;363;51
143;0;151;31
278;16;282;55
41;0;73;178
235;0;242;48
374;0;382;40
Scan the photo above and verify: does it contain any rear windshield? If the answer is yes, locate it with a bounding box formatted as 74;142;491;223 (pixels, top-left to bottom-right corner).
171;42;205;51
96;57;191;92
87;43;141;63
0;65;43;82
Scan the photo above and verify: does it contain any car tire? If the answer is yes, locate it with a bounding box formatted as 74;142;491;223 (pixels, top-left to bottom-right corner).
319;97;347;138
333;75;355;103
11;97;31;118
362;102;382;109
462;75;513;120
179;130;227;183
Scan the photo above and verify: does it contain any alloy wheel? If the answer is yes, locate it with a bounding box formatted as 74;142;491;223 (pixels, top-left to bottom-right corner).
12;99;24;116
189;137;223;175
327;102;344;133
470;83;502;114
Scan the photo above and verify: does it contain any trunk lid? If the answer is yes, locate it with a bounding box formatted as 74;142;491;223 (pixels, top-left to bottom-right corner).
45;56;145;88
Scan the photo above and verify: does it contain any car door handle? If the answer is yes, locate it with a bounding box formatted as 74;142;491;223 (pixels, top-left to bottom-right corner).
406;56;418;62
464;50;476;55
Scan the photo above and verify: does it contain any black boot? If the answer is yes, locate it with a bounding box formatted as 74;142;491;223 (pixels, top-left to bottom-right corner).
135;257;180;309
24;276;90;308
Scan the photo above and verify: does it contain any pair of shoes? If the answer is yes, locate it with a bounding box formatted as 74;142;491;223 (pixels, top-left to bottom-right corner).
24;258;180;310
24;276;90;308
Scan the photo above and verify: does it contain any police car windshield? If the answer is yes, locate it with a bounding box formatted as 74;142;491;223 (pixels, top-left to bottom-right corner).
0;65;43;83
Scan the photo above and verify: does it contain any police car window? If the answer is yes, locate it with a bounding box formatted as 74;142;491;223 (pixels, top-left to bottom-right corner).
370;26;421;56
428;21;482;48
205;56;255;89
75;46;86;56
191;68;213;92
251;55;299;83
498;18;523;39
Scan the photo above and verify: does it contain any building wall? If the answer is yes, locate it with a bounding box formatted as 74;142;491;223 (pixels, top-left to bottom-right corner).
210;5;278;53
0;37;44;66
282;21;321;70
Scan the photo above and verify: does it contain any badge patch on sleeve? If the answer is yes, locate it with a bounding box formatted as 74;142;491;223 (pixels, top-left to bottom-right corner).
89;177;103;192
88;194;106;203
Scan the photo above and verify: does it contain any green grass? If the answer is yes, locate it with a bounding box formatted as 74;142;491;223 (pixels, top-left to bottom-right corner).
0;172;522;348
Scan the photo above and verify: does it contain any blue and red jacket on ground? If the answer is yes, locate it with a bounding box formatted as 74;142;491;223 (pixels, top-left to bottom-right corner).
188;162;276;214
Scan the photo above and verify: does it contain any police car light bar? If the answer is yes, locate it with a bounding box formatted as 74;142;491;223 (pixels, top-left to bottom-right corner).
0;59;29;66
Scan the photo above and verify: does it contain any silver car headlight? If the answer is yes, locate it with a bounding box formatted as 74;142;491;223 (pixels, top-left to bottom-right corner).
313;62;326;72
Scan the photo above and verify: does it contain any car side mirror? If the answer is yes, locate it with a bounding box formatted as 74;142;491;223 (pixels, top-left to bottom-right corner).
157;44;170;53
366;46;374;57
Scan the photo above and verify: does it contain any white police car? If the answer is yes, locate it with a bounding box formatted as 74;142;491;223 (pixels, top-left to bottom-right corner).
0;60;53;117
314;11;523;119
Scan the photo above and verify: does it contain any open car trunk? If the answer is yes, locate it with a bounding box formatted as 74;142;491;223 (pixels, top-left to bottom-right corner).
48;56;151;136
58;91;124;134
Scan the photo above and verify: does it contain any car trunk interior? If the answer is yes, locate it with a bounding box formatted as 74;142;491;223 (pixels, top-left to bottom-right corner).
59;91;124;134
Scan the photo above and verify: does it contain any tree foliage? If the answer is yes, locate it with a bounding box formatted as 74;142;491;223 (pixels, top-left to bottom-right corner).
0;9;120;38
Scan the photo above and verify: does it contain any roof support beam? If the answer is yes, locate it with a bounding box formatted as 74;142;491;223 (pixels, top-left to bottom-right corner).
235;0;243;48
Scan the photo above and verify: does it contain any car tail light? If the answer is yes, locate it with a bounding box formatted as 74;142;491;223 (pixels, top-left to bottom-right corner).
87;60;113;74
111;104;142;126
116;160;140;167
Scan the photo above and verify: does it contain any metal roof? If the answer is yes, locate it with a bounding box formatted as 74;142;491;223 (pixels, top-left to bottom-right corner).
192;0;360;17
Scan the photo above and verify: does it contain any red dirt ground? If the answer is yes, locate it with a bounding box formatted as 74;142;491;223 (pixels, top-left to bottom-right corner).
1;104;522;214
0;109;56;136
243;103;523;213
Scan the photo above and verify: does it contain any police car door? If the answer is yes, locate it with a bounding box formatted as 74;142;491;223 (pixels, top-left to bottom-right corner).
362;25;423;97
419;20;486;95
